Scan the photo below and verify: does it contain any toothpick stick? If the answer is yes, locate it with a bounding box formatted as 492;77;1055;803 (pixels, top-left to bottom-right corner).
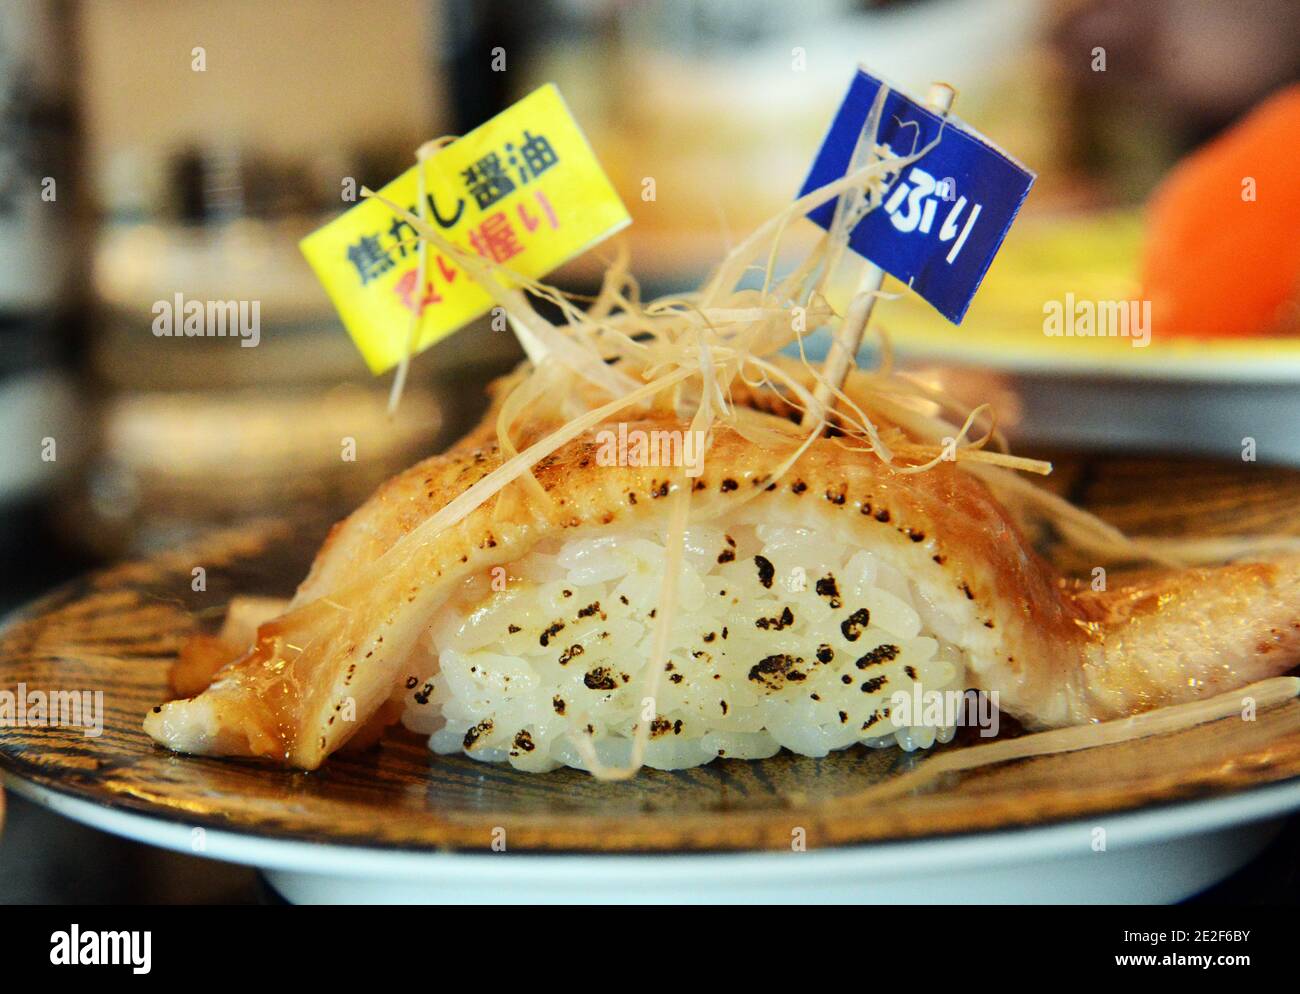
509;314;551;366
803;82;957;428
389;139;444;415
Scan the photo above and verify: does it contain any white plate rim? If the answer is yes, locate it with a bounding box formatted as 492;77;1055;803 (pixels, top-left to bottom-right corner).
884;340;1300;382
793;331;1300;382
6;770;1299;883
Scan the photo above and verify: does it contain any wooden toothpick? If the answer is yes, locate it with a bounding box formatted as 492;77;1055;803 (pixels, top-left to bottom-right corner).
508;314;550;366
803;82;957;428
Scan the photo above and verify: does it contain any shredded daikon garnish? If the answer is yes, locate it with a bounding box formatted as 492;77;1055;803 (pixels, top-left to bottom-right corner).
358;89;1292;779
834;677;1300;808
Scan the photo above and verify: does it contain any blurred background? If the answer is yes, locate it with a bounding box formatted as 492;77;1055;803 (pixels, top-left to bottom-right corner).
1;0;1299;902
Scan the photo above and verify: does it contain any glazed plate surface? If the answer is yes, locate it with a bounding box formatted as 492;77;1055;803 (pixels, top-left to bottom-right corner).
3;455;1300;902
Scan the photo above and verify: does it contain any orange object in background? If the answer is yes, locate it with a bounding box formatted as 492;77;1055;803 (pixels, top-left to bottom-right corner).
1142;84;1300;339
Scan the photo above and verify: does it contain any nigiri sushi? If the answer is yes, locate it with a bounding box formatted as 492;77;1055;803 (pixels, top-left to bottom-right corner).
144;108;1300;777
143;357;1300;774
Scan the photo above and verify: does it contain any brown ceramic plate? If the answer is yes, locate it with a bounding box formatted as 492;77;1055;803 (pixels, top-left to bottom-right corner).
3;455;1300;901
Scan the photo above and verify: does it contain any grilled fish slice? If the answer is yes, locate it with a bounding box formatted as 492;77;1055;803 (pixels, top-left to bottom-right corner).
144;376;1300;769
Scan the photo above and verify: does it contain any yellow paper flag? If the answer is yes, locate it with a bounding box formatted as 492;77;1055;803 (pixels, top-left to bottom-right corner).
301;84;630;373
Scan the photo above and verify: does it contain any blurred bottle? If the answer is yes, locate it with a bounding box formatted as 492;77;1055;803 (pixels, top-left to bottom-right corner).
0;0;83;602
1051;0;1300;202
82;141;451;557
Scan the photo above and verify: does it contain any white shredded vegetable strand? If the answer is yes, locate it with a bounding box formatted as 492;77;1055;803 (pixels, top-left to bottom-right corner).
836;677;1300;808
330;110;1300;782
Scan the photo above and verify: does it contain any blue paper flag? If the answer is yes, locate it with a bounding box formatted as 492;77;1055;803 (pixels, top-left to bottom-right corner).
799;69;1036;324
